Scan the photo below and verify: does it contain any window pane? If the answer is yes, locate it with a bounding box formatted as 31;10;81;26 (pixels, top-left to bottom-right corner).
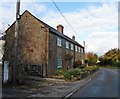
57;38;62;47
79;47;80;52
66;41;69;49
75;46;77;51
71;44;73;50
81;48;83;53
57;59;62;68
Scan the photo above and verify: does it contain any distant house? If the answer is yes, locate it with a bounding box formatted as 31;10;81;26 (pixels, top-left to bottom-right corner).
4;10;85;81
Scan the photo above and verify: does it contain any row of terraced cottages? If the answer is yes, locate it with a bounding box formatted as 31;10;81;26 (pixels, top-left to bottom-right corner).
3;10;85;82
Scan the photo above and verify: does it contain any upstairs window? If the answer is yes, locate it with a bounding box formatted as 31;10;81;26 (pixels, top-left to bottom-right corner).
79;47;81;52
81;48;84;53
57;38;62;47
66;41;69;49
75;45;77;52
71;44;73;50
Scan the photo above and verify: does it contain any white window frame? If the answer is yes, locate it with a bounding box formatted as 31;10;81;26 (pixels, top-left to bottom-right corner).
66;41;69;49
81;48;83;53
79;47;80;52
57;38;62;47
71;44;73;50
75;45;77;52
81;59;84;64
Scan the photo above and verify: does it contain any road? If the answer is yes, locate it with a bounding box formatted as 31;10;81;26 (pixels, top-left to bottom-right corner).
71;68;119;98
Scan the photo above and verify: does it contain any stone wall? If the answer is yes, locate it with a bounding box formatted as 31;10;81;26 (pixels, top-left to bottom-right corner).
4;11;49;81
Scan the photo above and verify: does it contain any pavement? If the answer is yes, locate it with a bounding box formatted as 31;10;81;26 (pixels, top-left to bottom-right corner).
2;71;99;98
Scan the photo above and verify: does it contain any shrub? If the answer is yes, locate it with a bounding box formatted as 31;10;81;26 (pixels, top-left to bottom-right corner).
56;66;99;81
112;61;120;67
64;71;72;80
55;69;65;76
73;61;83;68
80;71;88;78
63;68;81;80
68;68;81;77
83;66;99;73
74;68;81;76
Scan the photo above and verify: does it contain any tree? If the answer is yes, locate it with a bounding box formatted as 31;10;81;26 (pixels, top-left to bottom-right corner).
86;52;98;66
102;48;120;67
104;48;119;61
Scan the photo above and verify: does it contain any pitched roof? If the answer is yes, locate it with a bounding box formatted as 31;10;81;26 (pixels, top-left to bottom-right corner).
6;10;84;48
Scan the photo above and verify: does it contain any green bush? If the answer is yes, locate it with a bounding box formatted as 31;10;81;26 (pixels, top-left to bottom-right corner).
73;61;84;68
80;71;88;78
112;61;120;67
64;71;72;80
56;66;99;81
81;66;99;75
74;68;81;76
68;68;81;76
63;68;81;80
55;69;65;76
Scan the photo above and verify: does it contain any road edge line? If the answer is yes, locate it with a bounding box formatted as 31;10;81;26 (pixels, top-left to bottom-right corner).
63;71;99;99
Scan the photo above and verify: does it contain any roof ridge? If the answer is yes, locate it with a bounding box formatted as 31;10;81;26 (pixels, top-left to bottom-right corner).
5;10;84;48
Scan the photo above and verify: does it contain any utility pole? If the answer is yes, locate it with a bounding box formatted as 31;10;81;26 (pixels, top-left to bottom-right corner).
13;0;20;83
83;41;88;66
83;41;85;65
85;45;88;67
83;41;85;53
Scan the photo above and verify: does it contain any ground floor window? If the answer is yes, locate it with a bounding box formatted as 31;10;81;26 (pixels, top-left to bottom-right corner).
81;59;84;64
57;59;62;68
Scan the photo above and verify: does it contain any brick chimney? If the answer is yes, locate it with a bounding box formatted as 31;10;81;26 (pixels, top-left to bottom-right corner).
72;35;75;41
57;24;64;34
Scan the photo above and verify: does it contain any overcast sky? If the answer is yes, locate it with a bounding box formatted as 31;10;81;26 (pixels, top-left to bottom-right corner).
0;0;119;56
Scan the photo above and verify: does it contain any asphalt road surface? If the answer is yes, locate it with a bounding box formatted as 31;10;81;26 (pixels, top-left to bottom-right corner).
71;68;119;98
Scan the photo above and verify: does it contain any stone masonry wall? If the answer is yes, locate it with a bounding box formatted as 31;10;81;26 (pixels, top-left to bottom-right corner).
4;11;49;79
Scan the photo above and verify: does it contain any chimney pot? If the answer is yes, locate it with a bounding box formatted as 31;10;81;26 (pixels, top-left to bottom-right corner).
72;35;75;41
57;24;64;34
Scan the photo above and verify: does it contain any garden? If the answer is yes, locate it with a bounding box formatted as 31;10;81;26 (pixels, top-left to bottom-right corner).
51;66;99;81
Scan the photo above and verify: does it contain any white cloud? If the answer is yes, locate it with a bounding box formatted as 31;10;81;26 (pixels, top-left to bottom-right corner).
0;2;118;55
85;31;118;55
0;2;16;24
34;3;46;12
41;2;118;55
43;3;118;34
89;32;118;38
20;2;46;14
0;2;46;30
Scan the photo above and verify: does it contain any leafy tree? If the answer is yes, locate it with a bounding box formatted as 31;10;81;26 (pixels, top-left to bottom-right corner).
104;48;119;61
86;52;98;66
73;60;82;68
103;48;120;67
99;48;120;67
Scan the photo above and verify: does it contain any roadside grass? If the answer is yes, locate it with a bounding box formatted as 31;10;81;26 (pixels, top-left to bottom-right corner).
98;65;120;70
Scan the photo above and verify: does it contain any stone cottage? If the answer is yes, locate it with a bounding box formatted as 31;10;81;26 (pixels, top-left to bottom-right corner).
4;10;85;82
